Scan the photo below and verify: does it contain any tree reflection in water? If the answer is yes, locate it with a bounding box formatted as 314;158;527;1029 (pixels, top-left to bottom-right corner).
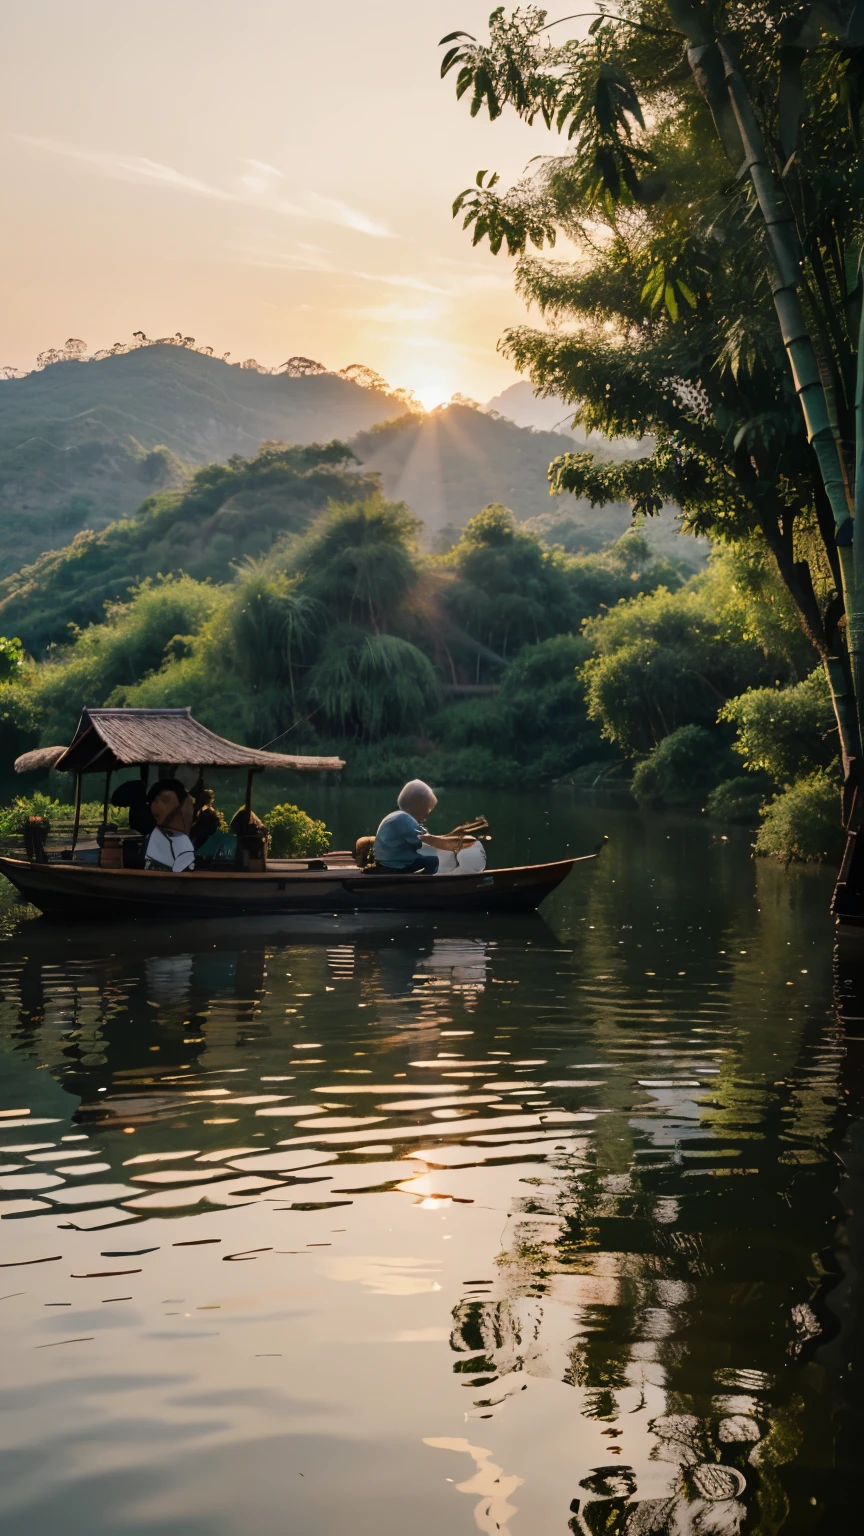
0;803;858;1535
442;939;845;1533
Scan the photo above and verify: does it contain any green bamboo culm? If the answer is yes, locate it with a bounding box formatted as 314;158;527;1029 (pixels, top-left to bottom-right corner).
715;39;863;774
669;3;863;786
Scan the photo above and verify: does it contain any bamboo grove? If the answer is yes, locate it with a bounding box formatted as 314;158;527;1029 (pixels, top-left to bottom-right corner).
440;2;864;860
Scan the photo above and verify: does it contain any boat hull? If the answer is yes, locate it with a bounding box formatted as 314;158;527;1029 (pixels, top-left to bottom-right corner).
0;854;587;920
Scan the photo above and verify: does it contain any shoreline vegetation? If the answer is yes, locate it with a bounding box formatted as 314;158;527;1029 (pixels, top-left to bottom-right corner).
0;442;843;864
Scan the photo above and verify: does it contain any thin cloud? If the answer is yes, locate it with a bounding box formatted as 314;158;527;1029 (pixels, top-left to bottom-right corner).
234;243;337;273
354;271;449;295
243;158;284;178
309;194;394;239
354;300;444;325
16;136;393;238
238;157;290;195
17;135;237;201
233;245;450;297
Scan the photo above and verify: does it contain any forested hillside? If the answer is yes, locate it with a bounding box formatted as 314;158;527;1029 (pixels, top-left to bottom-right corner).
0;442;375;653
0;496;690;788
0;343;651;580
0;344;404;573
0;485;834;861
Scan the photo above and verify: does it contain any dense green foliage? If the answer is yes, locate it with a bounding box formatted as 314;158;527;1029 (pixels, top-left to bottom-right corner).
0;576;219;744
0;792;119;836
720;670;837;783
581;552;806;757
755;771;844;864
0;637;23;682
705;775;774;827
430;633;602;782
631;725;732;808
0;489;694;791
0;442;376;655
438;3;864;857
263;803;331;858
443;503;584;660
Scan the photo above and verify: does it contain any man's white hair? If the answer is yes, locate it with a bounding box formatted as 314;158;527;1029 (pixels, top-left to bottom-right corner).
398;779;437;816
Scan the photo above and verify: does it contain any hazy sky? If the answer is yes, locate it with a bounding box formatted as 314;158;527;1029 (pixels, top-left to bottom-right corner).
0;2;594;406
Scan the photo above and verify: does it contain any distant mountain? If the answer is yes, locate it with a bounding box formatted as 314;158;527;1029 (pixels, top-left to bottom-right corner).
484;380;581;435
481;382;704;569
0;345;403;574
350;403;631;541
0;349;702;621
485;380;641;452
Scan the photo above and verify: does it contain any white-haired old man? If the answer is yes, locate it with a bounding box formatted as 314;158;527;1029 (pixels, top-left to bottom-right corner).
372;780;474;874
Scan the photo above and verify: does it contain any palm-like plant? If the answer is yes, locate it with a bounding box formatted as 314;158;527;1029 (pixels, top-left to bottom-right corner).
227;560;322;705
445;504;579;659
305;625;442;739
283;494;421;633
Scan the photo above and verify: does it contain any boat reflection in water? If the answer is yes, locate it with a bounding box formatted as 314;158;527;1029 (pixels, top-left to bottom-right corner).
0;822;858;1534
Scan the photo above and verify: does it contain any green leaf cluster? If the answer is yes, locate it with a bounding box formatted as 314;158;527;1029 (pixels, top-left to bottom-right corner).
719;668;838;782
580;551;803;756
263;802;331;858
439;0;864;831
755;769;844;863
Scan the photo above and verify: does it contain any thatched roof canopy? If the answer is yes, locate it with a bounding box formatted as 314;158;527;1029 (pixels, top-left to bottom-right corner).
15;708;345;776
13;746;68;775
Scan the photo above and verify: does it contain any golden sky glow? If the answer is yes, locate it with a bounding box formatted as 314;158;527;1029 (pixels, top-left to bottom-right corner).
0;2;595;403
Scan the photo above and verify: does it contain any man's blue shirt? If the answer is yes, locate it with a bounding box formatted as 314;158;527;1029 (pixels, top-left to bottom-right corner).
374;809;425;868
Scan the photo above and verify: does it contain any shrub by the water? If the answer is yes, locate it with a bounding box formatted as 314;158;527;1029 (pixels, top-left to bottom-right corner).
0;792;117;835
755;771;843;863
719;669;837;782
264;802;330;858
631;725;731;807
705;776;772;826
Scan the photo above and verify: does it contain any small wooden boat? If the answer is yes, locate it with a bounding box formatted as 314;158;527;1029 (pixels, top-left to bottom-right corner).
0;850;586;919
1;706;599;920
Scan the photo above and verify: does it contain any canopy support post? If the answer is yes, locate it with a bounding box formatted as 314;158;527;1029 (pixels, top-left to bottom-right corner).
71;773;82;852
102;769;112;823
244;769;254;821
192;764;205;818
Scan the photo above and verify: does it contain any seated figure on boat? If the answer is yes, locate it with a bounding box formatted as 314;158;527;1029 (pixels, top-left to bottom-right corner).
229;807;267;870
373;780;478;874
110;778;155;838
191;787;224;850
144;778;196;872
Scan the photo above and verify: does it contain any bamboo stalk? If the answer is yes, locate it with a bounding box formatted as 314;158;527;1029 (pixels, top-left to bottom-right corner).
713;40;864;743
668;6;863;783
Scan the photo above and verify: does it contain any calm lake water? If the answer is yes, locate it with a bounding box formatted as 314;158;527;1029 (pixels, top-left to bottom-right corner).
0;790;861;1535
